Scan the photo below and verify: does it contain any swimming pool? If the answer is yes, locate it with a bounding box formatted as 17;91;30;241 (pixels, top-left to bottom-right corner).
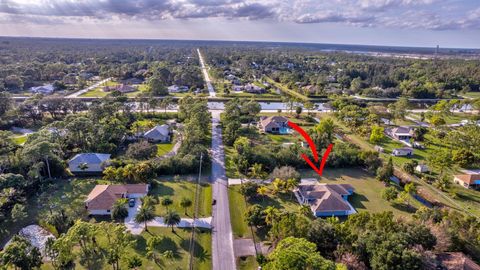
279;127;292;134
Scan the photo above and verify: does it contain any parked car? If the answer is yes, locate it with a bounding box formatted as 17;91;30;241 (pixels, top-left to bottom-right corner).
212;199;217;205
128;198;135;207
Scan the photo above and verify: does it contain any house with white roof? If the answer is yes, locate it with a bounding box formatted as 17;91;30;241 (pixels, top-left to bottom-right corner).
29;84;54;95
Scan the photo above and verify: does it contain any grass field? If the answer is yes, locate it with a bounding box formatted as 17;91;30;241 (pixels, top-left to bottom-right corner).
11;134;28;145
463;92;480;99
238;256;259;270
228;183;300;240
157;142;174;156
150;179;212;218
41;227;212;270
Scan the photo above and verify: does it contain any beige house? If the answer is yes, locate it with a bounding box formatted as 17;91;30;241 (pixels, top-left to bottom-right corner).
85;184;149;215
258;116;289;133
453;173;480;189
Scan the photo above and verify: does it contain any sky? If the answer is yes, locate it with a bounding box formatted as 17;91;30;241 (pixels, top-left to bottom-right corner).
0;0;479;48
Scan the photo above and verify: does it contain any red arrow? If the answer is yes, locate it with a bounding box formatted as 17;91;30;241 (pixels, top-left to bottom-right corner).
287;121;333;176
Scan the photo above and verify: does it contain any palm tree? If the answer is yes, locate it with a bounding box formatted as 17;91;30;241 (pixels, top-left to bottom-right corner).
141;195;156;208
180;197;192;215
249;163;266;179
264;206;279;226
164;211;181;232
161;197;173;213
257;186;269;202
111;198;129;221
135;204;155;232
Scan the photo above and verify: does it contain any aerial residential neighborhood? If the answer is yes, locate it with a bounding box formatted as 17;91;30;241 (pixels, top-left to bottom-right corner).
1;1;480;270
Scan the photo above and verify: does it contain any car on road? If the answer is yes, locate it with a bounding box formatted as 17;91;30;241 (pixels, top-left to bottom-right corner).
212;199;217;205
128;198;135;207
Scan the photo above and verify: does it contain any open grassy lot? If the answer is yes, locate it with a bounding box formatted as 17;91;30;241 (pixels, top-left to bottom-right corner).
10;134;28;145
301;168;423;218
80;80;118;97
157;142;174;156
463;92;480;99
150;179;212;218
41;227;212;270
409;112;474;125
238;256;259;270
228;183;299;239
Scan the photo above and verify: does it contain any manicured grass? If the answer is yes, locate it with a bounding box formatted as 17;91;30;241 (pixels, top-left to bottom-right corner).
157;142;174;156
264;77;309;101
150;179;212;218
137;227;212;270
11;134;28;145
302;168;423;218
238;256;259;270
463;92;480;99
228;183;299;240
42;227;212;270
409;112;474;125
80;87;108;97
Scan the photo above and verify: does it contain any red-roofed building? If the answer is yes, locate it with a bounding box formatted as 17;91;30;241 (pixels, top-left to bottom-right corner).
85;184;149;215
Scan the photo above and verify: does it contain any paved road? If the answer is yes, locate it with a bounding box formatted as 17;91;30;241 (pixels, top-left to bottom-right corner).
197;48;216;97
210;111;236;270
65;77;112;98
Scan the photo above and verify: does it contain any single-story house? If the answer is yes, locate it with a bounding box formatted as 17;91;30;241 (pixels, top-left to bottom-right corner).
68;153;111;175
168;85;189;93
233;85;244;92
258;116;289;133
85;184;149;215
391;126;414;141
29;84;54;95
144;124;171;142
244;83;266;94
453;173;480;189
392;148;413;157
415;164;429;173
103;84;136;93
295;183;356;217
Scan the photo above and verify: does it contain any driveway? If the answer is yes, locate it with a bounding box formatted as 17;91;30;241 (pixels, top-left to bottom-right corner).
124;198;213;235
65;77;112;98
210;111;236;270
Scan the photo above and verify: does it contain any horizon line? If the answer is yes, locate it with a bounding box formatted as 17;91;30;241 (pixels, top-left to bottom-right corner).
1;35;479;51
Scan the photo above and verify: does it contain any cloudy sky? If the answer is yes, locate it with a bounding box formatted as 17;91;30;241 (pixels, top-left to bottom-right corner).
0;0;479;48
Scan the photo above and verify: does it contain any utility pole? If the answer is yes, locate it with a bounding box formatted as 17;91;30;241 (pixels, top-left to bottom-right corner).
189;152;203;270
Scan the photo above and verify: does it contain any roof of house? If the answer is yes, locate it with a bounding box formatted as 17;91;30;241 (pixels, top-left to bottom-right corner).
392;126;414;135
297;184;354;213
69;153;111;165
435;252;480;270
260;116;289;129
30;84;54;93
393;147;413;152
85;184;149;210
454;174;480;185
144;124;170;140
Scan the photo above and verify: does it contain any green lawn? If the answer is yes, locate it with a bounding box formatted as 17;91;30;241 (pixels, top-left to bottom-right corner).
409;112;474;125
11;134;28;145
228;183;299;240
42;227;212;270
238;256;259;270
150;179;212;218
463;92;480;99
157;142;174;156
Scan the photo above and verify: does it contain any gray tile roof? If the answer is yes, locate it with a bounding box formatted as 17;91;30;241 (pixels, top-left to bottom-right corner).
69;153;111;165
144;124;170;140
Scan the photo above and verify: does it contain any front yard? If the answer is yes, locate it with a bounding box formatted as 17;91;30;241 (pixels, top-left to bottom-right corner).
150;179;212;218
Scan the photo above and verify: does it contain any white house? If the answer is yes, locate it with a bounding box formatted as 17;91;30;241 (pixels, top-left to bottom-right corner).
392;148;413;157
144;124;171;142
453;173;480;189
29;84;54;95
391;126;414;141
68;153;111;175
85;184;149;215
415;164;429;173
168;85;189;93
